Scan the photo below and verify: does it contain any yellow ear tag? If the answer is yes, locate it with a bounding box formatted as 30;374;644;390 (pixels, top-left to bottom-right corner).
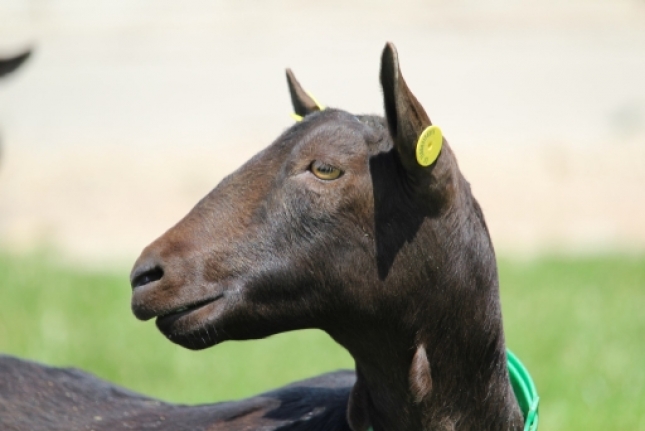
415;125;443;167
307;91;325;111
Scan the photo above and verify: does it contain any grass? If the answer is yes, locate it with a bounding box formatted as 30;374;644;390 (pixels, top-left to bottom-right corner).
499;255;645;431
1;251;644;430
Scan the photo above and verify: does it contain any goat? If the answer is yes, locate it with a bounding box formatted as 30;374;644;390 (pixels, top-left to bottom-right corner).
0;43;529;431
0;49;32;164
0;50;31;78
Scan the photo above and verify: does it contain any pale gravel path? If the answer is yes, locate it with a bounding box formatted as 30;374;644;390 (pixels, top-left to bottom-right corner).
1;0;644;265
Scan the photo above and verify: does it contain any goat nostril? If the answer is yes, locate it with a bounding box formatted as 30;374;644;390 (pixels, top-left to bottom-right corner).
131;265;164;289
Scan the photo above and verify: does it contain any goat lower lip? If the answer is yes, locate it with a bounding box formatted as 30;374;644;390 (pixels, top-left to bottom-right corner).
157;295;222;322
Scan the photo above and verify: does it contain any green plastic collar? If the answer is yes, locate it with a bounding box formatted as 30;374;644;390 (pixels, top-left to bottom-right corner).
507;349;539;431
365;349;538;431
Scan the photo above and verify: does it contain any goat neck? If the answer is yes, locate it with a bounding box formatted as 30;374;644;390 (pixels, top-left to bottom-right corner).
330;171;522;430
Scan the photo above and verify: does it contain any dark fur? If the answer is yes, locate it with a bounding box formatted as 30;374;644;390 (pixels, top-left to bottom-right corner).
0;43;523;430
0;50;31;78
0;355;353;431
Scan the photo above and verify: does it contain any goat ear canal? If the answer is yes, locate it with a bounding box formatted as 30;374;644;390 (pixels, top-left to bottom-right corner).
286;68;324;120
380;42;441;173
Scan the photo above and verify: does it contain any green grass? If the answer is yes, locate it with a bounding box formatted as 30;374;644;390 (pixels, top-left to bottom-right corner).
1;251;644;430
499;255;645;431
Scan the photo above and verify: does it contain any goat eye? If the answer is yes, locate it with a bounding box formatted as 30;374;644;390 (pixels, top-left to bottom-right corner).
310;160;343;180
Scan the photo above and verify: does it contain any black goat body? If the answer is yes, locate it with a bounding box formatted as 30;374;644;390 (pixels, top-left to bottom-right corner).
0;354;353;431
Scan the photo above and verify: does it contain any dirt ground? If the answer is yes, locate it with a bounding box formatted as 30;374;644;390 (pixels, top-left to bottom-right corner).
1;0;644;266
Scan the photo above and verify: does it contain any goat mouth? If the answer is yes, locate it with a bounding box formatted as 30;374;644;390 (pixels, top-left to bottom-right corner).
156;294;223;325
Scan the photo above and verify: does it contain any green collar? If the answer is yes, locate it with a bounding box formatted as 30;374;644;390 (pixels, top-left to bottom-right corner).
365;349;539;431
507;349;540;431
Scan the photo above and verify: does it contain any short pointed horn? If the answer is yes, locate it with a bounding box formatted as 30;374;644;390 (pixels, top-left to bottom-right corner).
286;68;322;117
0;49;32;78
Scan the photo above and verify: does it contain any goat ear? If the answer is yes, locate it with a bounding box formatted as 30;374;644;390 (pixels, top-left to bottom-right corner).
380;43;441;175
286;68;322;118
0;49;31;78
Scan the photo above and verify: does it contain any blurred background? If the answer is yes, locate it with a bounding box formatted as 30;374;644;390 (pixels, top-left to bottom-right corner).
0;1;644;430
